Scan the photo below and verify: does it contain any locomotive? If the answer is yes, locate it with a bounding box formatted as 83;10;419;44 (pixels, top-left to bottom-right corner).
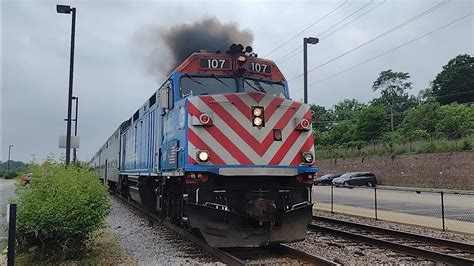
89;44;316;247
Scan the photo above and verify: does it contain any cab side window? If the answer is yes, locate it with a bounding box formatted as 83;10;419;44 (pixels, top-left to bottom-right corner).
159;80;174;111
167;83;173;109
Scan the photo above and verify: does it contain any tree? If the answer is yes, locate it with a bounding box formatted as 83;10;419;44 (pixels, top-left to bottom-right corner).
432;54;474;104
310;104;334;132
0;160;28;171
333;99;366;121
372;70;413;131
323;120;357;145
417;87;436;103
436;103;474;139
402;102;441;135
355;105;388;141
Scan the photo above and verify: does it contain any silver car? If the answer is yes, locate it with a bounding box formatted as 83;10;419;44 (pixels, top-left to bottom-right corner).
332;172;377;187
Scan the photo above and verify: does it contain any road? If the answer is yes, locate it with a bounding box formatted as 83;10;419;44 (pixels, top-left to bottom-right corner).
0;179;16;250
313;185;474;223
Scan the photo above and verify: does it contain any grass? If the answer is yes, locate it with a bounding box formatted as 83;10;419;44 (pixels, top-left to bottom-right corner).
14;230;135;265
316;135;473;159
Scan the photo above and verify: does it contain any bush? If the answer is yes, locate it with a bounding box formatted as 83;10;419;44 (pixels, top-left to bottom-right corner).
3;171;19;179
14;160;111;259
462;140;472;150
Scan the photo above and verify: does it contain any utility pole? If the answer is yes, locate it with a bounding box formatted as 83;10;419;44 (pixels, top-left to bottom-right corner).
7;145;14;171
390;103;394;132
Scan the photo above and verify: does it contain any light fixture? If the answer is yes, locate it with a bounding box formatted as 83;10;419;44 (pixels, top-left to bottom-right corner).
300;119;311;130
302;152;314;164
253;117;263;127
252;106;264;127
56;4;72;14
253;107;262;116
197;150;210;162
199;113;211;125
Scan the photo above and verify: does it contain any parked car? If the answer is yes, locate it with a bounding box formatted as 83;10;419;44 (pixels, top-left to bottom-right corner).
332;172;377;187
315;174;341;185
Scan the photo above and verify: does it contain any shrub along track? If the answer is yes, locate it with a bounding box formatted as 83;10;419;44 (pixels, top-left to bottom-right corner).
311;215;474;265
110;191;336;265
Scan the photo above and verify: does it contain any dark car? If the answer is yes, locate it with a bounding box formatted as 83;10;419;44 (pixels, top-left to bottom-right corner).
315;174;341;185
332;172;377;187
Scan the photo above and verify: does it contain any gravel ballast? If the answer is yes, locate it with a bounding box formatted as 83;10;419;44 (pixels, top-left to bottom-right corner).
106;196;221;264
315;210;474;244
106;195;472;264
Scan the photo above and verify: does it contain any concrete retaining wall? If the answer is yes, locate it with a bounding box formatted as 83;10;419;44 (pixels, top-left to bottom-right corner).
316;151;474;190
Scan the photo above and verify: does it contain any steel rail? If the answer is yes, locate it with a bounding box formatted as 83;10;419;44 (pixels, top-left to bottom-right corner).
270;244;339;266
313;215;474;253
110;192;246;265
310;216;474;265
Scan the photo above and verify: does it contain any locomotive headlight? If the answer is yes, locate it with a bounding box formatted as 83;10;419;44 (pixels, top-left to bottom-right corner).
253;117;263;127
302;152;314;163
237;56;246;62
253;107;262;116
252;106;264;127
197;150;209;162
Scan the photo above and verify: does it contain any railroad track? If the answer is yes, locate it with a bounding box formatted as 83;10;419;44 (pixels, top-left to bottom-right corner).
109;191;336;265
311;215;474;265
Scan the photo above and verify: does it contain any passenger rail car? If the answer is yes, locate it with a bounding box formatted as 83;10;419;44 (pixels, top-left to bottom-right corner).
90;44;317;247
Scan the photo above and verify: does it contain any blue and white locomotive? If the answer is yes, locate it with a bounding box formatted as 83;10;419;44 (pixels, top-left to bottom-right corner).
90;45;317;247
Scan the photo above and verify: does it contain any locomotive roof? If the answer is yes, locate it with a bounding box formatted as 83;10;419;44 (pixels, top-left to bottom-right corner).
175;52;286;81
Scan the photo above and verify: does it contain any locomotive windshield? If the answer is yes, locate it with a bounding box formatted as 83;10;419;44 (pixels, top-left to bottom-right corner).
180;76;237;97
243;79;287;98
180;75;288;98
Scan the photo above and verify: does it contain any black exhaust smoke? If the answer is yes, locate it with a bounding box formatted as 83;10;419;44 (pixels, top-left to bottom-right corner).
138;17;254;81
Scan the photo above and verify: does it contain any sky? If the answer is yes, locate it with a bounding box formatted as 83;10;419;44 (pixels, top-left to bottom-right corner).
1;0;473;163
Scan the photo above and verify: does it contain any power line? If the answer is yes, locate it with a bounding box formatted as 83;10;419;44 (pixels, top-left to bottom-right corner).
319;0;386;40
289;12;474;90
288;0;451;82
277;0;385;64
276;1;375;62
262;0;348;57
436;89;474;98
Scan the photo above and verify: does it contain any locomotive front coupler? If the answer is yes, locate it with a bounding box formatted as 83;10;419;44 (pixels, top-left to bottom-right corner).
246;198;277;225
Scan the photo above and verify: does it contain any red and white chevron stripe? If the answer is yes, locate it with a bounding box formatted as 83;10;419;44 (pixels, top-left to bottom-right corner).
187;92;315;166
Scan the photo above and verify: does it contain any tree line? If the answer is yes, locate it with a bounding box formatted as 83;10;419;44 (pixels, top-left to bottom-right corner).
311;54;474;153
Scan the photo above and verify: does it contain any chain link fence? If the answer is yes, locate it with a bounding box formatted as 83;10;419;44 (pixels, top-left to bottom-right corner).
313;185;474;233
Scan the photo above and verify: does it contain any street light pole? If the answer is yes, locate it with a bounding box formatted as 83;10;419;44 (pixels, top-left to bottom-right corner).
7;144;14;172
73;96;79;164
57;5;76;166
303;37;319;104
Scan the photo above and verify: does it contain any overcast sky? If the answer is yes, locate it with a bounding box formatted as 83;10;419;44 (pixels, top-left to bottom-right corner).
1;0;473;163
